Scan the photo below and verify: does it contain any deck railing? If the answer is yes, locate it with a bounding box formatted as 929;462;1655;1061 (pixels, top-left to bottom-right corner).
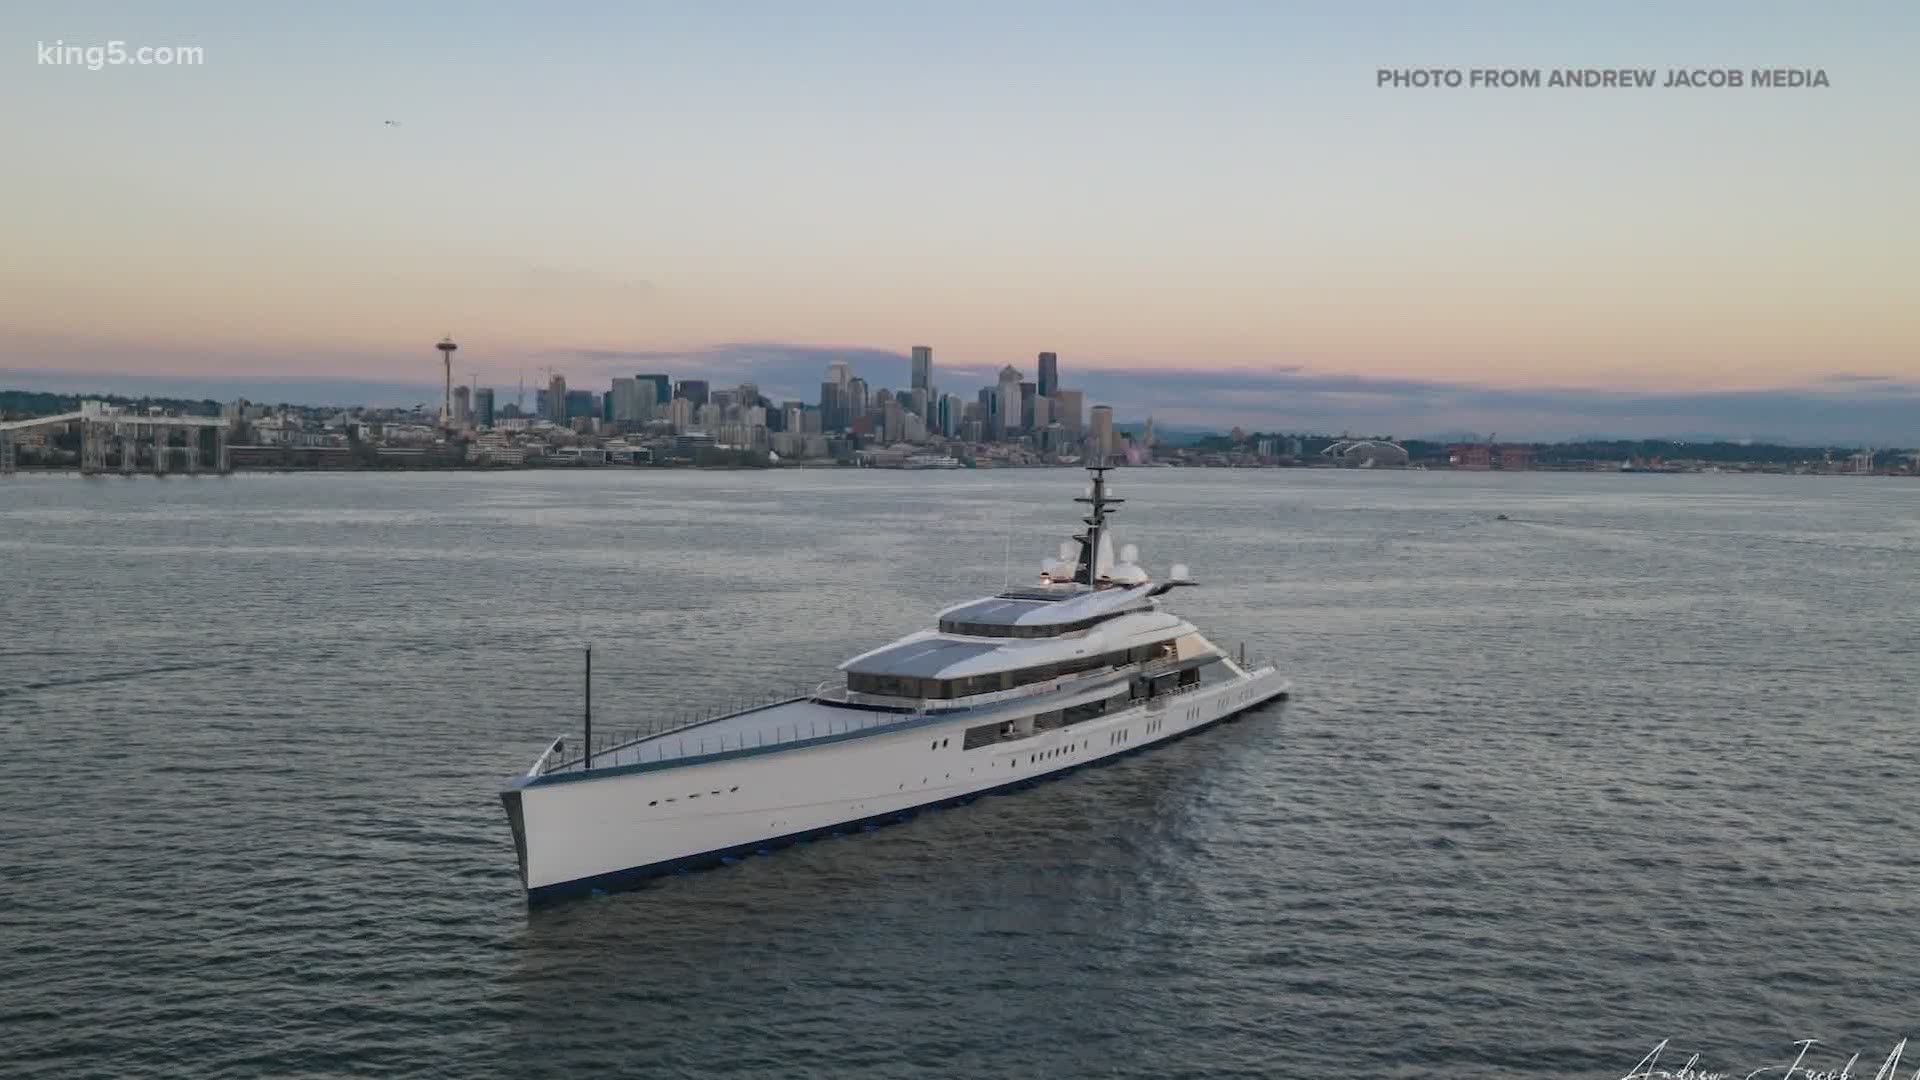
537;686;929;776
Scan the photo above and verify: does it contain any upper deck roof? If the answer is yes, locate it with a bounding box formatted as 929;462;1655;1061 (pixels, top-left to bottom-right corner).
937;583;1157;632
840;610;1187;680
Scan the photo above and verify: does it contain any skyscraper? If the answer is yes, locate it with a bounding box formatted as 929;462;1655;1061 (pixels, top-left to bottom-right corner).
819;381;843;430
1053;389;1084;436
827;359;853;387
452;384;472;426
1019;381;1037;430
848;377;869;422
675;380;710;408
547;374;567;423
637;374;671;408
911;346;933;394
1090;405;1115;464
473;387;495;428
1037;352;1058;398
610;377;644;423
997;366;1023;438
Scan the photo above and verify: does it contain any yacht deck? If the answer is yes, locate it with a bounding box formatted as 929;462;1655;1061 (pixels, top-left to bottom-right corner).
535;697;921;777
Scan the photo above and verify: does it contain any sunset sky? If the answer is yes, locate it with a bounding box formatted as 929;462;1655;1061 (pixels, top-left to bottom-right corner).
3;3;1916;439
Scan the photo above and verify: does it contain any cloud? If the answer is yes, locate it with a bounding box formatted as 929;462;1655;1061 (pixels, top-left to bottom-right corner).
1818;373;1899;384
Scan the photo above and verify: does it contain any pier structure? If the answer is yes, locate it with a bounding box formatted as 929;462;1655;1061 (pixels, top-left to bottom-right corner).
0;401;229;477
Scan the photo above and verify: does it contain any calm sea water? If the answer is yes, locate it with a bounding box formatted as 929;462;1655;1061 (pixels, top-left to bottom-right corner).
1;468;1916;1079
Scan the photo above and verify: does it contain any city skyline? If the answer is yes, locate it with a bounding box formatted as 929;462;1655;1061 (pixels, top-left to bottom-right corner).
4;343;1918;445
3;5;1917;442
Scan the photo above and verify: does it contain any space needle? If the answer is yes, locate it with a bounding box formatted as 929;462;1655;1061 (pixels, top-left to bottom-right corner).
436;336;458;429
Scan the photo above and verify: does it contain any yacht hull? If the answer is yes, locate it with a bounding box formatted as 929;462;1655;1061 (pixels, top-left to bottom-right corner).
505;668;1290;904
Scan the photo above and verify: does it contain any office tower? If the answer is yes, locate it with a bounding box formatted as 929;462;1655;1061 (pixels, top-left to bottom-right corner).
939;393;962;438
997;366;1023;437
827;359;853;387
565;389;594;420
611;377;639;422
637;374;671;408
1038;352;1058;398
883;399;905;443
535;388;550;420
602;392;614;423
977;387;996;433
848;377;869;421
668;398;693;433
1032;394;1050;430
675;379;710;408
1091;405;1115;464
636;379;657;421
911;346;933;394
1053;389;1084;436
1019;381;1037;430
451;384;472;426
547;374;567;423
819;381;843;430
473;387;495;428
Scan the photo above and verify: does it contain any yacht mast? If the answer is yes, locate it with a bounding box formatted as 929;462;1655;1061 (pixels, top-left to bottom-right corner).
1072;465;1123;586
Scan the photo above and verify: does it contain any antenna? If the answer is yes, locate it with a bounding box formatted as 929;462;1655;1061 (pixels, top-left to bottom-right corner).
1002;502;1013;589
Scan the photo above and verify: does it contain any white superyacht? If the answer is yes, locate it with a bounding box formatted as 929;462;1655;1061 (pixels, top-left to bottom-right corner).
502;467;1291;903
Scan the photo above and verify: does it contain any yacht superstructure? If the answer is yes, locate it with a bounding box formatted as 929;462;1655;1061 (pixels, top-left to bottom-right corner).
501;467;1291;904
